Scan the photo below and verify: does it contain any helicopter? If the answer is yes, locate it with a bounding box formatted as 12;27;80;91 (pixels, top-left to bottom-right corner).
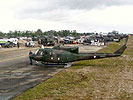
30;37;128;65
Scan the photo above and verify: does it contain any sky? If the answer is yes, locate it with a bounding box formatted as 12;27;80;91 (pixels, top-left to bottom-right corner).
0;0;133;33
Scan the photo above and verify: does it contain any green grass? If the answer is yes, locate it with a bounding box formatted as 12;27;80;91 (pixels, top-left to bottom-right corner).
13;37;133;100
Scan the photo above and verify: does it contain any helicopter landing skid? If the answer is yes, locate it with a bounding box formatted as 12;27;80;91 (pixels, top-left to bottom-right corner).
35;61;74;68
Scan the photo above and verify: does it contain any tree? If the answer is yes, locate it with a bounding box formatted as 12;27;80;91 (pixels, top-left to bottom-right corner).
0;31;4;37
71;30;78;36
36;29;43;36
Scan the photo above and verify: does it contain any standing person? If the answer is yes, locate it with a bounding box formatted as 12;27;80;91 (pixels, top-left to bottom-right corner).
17;42;20;48
62;41;64;46
29;50;33;65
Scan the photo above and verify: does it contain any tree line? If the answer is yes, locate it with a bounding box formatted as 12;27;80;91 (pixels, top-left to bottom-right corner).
0;29;80;38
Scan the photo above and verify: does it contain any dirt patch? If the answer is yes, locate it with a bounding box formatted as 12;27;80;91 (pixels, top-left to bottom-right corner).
64;65;133;100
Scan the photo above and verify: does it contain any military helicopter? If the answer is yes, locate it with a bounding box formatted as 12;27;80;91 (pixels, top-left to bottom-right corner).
30;37;128;65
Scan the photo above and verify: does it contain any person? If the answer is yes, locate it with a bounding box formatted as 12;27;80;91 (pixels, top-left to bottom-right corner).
17;42;19;48
62;41;64;46
29;50;33;65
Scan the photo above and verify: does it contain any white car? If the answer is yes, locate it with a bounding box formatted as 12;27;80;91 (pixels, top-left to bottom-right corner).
26;41;35;47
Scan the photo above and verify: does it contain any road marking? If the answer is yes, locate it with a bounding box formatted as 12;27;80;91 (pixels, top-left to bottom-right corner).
0;55;27;63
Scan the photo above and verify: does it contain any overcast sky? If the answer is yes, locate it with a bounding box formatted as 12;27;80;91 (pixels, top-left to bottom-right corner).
0;0;133;33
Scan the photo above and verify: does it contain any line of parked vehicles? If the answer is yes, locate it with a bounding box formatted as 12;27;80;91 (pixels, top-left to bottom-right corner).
0;33;128;48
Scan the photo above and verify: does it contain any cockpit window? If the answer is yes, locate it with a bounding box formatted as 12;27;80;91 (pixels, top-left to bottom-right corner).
35;50;43;56
40;52;43;55
35;50;39;55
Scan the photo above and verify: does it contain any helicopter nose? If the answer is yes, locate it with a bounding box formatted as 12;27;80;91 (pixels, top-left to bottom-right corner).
29;54;43;61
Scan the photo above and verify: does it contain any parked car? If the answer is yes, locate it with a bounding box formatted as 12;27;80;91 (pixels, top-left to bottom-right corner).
2;41;14;48
25;41;35;47
47;41;55;46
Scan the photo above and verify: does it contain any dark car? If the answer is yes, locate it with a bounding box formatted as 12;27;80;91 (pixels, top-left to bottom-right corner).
47;41;55;46
39;37;55;46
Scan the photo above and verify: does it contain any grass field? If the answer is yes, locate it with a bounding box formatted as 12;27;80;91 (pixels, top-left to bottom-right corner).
14;37;133;100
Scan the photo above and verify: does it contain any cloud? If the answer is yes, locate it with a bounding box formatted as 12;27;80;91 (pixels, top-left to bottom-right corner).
1;0;133;33
16;0;133;16
15;0;133;26
58;0;133;10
